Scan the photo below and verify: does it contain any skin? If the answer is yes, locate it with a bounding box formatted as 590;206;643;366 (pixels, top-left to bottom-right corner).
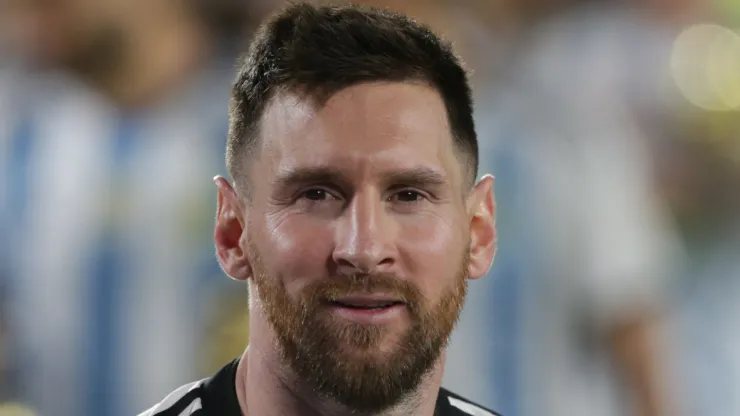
214;81;496;415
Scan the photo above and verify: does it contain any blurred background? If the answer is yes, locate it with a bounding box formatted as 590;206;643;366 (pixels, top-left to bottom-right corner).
1;0;739;415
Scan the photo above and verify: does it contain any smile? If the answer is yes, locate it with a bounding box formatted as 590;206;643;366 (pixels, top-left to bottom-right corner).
326;296;407;324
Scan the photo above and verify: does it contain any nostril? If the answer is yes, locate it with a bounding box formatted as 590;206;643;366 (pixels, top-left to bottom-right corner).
335;258;356;269
332;254;395;272
378;257;393;267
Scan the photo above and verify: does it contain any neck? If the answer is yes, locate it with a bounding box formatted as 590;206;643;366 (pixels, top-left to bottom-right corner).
235;308;444;416
80;7;210;109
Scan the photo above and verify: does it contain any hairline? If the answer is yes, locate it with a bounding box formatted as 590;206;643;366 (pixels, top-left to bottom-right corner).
228;80;477;199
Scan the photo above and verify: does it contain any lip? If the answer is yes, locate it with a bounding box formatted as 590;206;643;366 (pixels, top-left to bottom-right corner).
328;303;406;325
332;294;404;308
325;298;406;325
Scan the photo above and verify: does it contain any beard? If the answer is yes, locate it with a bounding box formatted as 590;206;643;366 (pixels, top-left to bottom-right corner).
249;244;469;413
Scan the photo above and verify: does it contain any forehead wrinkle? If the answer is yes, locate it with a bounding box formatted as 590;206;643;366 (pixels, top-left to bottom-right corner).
256;83;465;194
261;82;452;155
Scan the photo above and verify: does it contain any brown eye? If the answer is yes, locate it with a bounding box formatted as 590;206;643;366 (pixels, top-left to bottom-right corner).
303;189;328;201
303;189;330;201
392;190;425;203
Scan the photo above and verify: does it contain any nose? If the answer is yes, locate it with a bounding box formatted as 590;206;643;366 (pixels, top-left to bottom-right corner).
332;191;395;274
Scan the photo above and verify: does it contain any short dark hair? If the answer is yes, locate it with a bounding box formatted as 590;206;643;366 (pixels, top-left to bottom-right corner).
226;2;478;189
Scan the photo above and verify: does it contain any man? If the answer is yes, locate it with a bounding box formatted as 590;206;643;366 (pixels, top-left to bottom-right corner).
442;3;685;413
140;3;499;416
653;114;740;415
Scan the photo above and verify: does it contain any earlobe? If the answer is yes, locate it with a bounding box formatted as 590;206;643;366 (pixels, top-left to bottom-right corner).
214;176;253;281
467;175;497;280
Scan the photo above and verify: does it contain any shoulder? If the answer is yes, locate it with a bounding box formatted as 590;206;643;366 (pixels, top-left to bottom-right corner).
138;358;242;416
436;387;502;416
137;379;207;416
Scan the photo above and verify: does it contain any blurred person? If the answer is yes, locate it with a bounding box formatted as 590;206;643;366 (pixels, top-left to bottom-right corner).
650;114;740;416
140;3;499;416
0;0;256;415
439;1;695;415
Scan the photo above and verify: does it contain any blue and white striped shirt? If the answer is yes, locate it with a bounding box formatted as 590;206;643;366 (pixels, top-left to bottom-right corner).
1;60;237;416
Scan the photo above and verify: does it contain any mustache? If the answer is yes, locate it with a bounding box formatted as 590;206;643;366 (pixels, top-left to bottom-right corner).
301;273;423;306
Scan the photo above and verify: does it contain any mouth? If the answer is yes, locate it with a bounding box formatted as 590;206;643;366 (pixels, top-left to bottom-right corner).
325;295;407;324
329;296;405;310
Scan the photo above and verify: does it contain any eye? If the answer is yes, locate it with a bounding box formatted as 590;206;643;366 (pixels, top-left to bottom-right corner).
301;188;335;201
293;187;344;216
390;190;426;203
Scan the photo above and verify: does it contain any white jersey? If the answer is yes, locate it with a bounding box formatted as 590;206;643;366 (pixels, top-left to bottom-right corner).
443;7;681;416
1;60;236;416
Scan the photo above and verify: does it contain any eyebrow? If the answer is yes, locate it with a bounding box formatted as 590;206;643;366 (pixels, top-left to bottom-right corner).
379;167;449;189
272;166;449;191
273;166;351;191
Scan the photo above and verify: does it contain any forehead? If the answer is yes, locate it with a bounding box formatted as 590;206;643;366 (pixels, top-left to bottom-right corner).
254;81;462;186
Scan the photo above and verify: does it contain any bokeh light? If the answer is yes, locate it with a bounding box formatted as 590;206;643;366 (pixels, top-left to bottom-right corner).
671;23;740;111
0;403;38;416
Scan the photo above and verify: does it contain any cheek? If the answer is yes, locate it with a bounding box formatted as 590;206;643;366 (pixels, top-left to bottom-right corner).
397;213;466;294
258;214;334;293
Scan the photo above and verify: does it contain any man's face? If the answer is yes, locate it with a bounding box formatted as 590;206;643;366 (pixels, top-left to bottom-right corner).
225;82;492;411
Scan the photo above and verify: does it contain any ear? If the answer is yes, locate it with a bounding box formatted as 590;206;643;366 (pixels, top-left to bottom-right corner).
214;176;252;281
466;174;497;280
